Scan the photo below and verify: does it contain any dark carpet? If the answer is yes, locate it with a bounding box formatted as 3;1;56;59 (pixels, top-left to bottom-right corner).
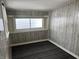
12;41;76;59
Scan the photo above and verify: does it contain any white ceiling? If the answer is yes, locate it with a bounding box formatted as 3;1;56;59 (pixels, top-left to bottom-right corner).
6;0;73;11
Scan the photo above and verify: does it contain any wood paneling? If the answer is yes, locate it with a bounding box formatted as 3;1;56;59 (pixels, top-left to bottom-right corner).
0;1;9;59
7;10;49;45
6;10;49;17
9;30;48;44
50;0;79;56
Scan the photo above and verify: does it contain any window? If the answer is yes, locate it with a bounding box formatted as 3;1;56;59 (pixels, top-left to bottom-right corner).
0;19;4;31
16;18;30;29
15;18;43;29
31;18;42;28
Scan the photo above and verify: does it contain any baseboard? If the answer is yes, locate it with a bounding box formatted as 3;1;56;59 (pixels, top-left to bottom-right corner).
10;39;48;47
48;40;79;59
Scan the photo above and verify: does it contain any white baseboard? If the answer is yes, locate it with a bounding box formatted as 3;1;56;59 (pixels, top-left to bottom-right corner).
10;39;48;47
48;40;79;59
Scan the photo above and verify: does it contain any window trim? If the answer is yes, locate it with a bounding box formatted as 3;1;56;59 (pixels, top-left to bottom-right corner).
15;18;31;29
15;17;45;31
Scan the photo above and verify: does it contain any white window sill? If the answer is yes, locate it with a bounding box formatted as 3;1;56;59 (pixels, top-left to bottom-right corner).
10;28;48;34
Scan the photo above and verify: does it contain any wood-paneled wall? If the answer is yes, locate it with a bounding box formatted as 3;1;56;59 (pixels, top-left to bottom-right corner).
0;4;5;59
50;0;79;56
0;1;10;59
9;30;48;44
7;10;49;45
6;10;49;17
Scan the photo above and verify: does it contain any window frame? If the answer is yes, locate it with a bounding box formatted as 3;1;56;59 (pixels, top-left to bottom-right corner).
15;18;31;29
15;17;44;31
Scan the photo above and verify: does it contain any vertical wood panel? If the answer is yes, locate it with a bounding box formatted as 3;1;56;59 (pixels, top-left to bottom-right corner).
9;30;48;44
50;1;79;56
0;1;10;59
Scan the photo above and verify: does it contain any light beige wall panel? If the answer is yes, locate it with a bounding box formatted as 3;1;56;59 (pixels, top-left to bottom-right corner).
0;1;9;59
9;30;48;44
50;0;79;56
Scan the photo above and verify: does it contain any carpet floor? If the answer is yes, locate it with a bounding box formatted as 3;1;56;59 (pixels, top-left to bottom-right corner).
12;41;76;59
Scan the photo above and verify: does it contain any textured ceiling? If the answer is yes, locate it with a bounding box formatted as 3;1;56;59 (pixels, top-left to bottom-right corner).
6;0;74;11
